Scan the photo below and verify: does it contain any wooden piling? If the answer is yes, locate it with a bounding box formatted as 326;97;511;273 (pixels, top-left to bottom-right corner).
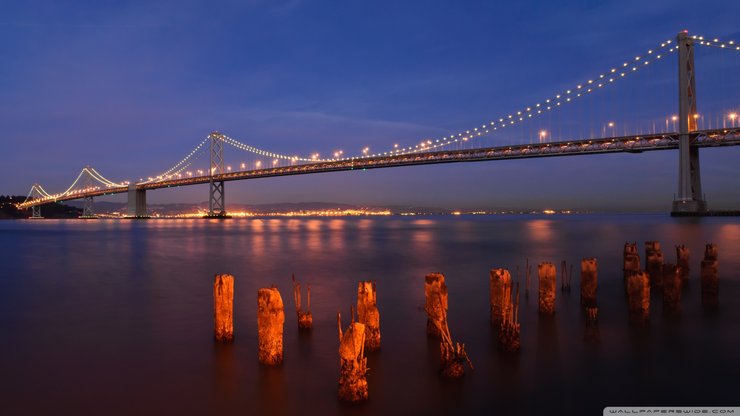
676;245;690;282
645;241;664;292
580;258;598;308
337;311;369;403
701;243;718;308
425;286;473;377
357;281;381;351
662;263;682;315
489;269;512;326
292;275;313;330
498;282;521;352
257;287;285;365
213;274;234;342
538;262;556;315
623;242;640;291
626;271;650;326
424;273;448;337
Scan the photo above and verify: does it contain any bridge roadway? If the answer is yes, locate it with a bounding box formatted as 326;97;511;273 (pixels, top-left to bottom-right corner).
21;128;740;208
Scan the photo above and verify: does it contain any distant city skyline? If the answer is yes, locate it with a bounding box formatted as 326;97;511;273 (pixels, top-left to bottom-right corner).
2;0;740;211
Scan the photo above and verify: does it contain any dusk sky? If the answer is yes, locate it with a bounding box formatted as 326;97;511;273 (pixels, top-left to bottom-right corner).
2;0;740;211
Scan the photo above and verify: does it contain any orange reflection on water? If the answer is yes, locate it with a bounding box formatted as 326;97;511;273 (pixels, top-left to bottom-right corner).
526;219;554;244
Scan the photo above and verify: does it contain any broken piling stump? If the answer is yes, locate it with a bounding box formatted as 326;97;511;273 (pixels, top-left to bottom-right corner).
424;273;448;337
292;275;313;330
626;271;650;326
426;288;473;377
214;274;234;342
623;242;641;292
580;258;598;308
489;269;512;326
498;282;521;352
701;243;719;308
676;245;690;282
258;287;285;365
645;241;664;292
337;311;369;403
538;262;556;315
357;281;380;351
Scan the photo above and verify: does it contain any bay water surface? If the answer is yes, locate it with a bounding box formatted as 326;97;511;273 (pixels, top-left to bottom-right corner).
1;214;739;415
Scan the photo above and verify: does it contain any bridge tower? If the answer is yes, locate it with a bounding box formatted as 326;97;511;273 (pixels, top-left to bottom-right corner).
31;204;43;219
29;184;44;219
207;132;228;218
79;168;98;219
672;31;707;214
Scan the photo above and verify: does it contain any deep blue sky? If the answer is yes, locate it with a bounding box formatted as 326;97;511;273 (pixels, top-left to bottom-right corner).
2;0;740;210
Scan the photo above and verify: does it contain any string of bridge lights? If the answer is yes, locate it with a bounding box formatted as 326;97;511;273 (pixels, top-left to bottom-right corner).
692;34;740;51
22;167;128;206
134;33;737;176
140;138;209;183
221;134;331;162
380;39;682;156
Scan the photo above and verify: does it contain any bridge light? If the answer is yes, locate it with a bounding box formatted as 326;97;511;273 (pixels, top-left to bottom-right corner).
240;163;246;169
273;159;278;165
256;161;262;168
671;115;678;121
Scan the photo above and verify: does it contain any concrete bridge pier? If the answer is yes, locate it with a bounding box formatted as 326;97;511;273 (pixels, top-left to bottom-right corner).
127;184;149;218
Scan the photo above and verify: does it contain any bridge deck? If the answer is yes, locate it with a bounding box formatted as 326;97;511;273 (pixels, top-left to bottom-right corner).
19;128;740;208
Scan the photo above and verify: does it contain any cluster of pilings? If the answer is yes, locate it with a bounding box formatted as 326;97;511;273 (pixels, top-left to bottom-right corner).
622;241;719;325
210;242;719;403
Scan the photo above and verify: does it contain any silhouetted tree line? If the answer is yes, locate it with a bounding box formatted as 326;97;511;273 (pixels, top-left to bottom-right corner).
0;196;82;219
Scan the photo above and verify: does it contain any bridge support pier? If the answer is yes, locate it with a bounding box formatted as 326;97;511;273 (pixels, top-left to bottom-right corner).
127;184;149;218
31;205;43;219
672;31;707;215
79;196;98;219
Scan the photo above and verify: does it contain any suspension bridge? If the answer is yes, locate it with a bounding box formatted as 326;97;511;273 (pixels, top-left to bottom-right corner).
16;31;740;218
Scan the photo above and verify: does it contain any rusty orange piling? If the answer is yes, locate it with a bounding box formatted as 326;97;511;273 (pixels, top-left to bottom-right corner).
214;274;234;342
623;242;640;292
357;281;380;351
662;263;682;315
538;262;556;315
489;269;512;326
498;281;521;352
424;273;448;337
676;245;690;282
626;271;650;326
258;287;285;365
337;310;369;403
645;241;664;292
580;258;598;308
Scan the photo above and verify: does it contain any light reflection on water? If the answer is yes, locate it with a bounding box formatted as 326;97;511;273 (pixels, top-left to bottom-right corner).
0;214;738;415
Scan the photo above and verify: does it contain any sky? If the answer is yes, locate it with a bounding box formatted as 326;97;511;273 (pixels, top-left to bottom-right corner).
2;0;740;211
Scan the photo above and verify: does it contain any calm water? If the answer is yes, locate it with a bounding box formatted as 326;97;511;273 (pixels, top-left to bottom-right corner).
1;215;739;415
